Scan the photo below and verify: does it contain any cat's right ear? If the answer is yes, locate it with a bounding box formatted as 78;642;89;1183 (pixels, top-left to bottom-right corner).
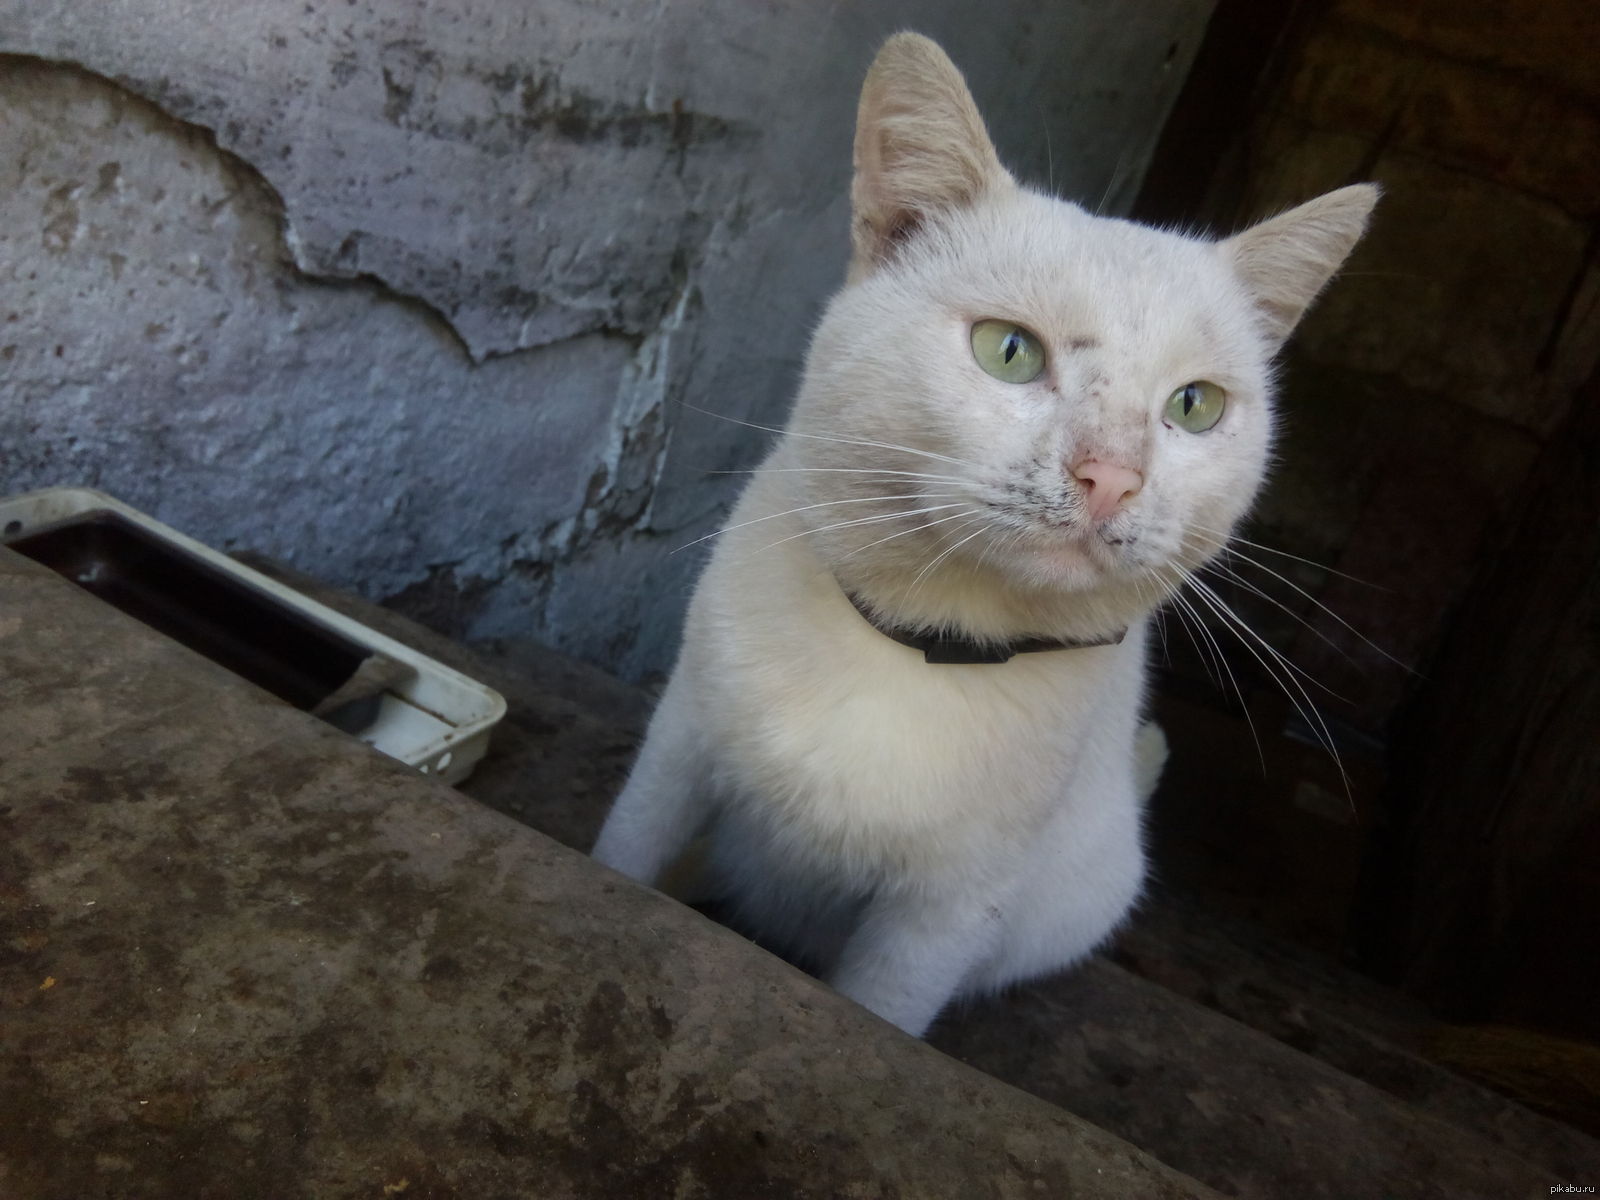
848;33;1014;281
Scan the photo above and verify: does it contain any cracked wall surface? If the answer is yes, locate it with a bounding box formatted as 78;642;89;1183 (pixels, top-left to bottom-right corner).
0;0;1211;680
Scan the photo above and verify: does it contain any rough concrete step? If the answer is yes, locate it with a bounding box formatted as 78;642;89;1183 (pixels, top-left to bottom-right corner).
929;956;1587;1199
240;555;1600;1197
1110;885;1600;1178
4;547;1222;1200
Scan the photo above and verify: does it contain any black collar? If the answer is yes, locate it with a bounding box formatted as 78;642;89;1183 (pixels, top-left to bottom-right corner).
843;590;1125;664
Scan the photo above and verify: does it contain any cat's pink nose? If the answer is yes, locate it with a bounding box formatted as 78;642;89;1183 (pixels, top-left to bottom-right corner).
1071;460;1143;522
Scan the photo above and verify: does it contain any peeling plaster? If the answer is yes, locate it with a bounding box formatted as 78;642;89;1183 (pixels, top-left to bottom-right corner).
0;56;644;631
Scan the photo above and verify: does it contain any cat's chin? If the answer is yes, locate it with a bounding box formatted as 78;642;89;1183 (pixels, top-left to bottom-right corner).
1010;536;1119;593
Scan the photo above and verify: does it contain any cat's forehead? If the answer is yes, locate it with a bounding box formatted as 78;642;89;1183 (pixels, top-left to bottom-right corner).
924;190;1241;343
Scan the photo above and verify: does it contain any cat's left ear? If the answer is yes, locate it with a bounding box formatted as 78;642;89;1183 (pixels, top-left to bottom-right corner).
849;33;1014;281
1224;184;1379;347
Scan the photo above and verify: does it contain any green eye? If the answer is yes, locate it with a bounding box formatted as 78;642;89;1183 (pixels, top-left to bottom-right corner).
971;319;1045;384
1164;381;1226;433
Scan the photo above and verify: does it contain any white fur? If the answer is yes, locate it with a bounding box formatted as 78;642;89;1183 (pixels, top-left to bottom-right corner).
591;34;1374;1037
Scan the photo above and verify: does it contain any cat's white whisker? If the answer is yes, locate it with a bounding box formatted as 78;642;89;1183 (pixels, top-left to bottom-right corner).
1094;142;1137;216
906;518;993;600
1167;585;1267;773
1167;580;1230;694
1188;522;1387;591
1038;104;1057;196
837;507;985;562
1187;528;1411;672
707;466;968;485
972;521;1017;578
732;505;972;566
1193;552;1358;665
1151;591;1172;665
674;492;963;553
1182;576;1351;795
1128;568;1155;618
734;506;974;566
1181;570;1345;698
1132;570;1169;661
679;402;980;470
1130;569;1173;665
750;503;974;556
1164;587;1220;689
1223;551;1410;671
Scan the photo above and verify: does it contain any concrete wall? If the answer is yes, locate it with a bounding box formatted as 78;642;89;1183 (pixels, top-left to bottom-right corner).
1;0;1211;680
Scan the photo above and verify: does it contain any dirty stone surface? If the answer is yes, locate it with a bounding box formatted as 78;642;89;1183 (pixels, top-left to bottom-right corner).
1107;887;1600;1179
0;547;1224;1197
929;960;1575;1200
244;555;1600;1199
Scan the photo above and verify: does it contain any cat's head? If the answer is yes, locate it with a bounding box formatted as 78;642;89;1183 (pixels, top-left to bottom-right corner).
787;33;1375;639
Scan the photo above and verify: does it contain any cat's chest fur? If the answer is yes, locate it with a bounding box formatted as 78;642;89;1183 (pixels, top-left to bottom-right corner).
685;467;1149;886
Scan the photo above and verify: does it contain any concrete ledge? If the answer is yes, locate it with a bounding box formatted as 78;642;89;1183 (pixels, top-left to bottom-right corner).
236;554;1599;1199
0;546;1217;1198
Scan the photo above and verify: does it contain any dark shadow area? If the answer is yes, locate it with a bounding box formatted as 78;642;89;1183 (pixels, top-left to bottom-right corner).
1132;0;1600;1136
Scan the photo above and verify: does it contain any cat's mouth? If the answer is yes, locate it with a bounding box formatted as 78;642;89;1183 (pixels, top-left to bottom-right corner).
1042;510;1137;551
1006;518;1139;586
974;496;1146;585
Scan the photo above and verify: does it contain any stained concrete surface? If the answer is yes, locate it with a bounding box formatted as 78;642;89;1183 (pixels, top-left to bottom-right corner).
0;0;1211;681
0;545;1224;1198
930;961;1569;1200
247;554;1600;1199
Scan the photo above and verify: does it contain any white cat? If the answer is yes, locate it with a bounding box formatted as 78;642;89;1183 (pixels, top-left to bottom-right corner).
593;33;1375;1037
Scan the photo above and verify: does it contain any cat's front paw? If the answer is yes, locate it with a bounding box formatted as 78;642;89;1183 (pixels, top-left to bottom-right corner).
1134;719;1169;803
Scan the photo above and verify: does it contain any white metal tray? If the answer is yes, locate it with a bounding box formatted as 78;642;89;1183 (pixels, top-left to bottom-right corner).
0;486;506;786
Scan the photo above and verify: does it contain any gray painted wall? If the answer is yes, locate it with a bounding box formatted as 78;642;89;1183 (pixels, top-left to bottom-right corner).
1;0;1210;680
